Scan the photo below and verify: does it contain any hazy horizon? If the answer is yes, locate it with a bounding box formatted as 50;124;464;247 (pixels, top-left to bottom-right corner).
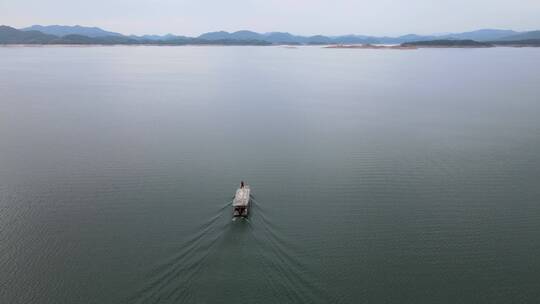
2;0;540;36
7;24;538;38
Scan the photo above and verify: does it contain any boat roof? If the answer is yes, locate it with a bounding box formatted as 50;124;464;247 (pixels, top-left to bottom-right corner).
233;186;250;206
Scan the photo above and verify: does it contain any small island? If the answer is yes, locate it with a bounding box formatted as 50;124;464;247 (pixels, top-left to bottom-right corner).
401;39;493;48
325;44;417;50
325;39;540;50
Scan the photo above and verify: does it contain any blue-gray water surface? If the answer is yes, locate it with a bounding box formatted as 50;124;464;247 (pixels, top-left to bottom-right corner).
1;46;539;304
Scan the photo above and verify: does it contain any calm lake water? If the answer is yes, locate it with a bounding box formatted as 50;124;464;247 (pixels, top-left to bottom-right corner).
1;46;539;304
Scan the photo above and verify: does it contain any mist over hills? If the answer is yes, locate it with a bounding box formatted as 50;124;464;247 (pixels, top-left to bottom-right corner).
438;29;518;41
1;24;539;46
0;26;271;45
496;30;540;41
199;28;529;43
22;25;124;38
0;26;57;43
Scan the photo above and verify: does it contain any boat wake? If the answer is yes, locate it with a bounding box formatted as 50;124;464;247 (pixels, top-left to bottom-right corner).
247;197;334;303
128;195;335;304
128;201;231;304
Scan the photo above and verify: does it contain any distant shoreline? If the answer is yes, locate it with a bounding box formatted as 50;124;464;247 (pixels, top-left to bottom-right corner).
2;43;540;49
325;44;417;50
3;25;540;48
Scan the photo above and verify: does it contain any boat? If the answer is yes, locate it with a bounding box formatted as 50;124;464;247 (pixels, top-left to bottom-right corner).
233;182;250;218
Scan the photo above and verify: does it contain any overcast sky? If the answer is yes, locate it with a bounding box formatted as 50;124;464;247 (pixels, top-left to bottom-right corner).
2;0;540;36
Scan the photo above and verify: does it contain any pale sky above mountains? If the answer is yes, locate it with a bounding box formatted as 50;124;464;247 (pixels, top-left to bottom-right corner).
2;0;540;36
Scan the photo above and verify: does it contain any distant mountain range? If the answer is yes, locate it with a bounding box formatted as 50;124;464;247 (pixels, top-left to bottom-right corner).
0;26;270;45
21;25;124;38
1;24;539;46
495;30;540;41
195;29;531;44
